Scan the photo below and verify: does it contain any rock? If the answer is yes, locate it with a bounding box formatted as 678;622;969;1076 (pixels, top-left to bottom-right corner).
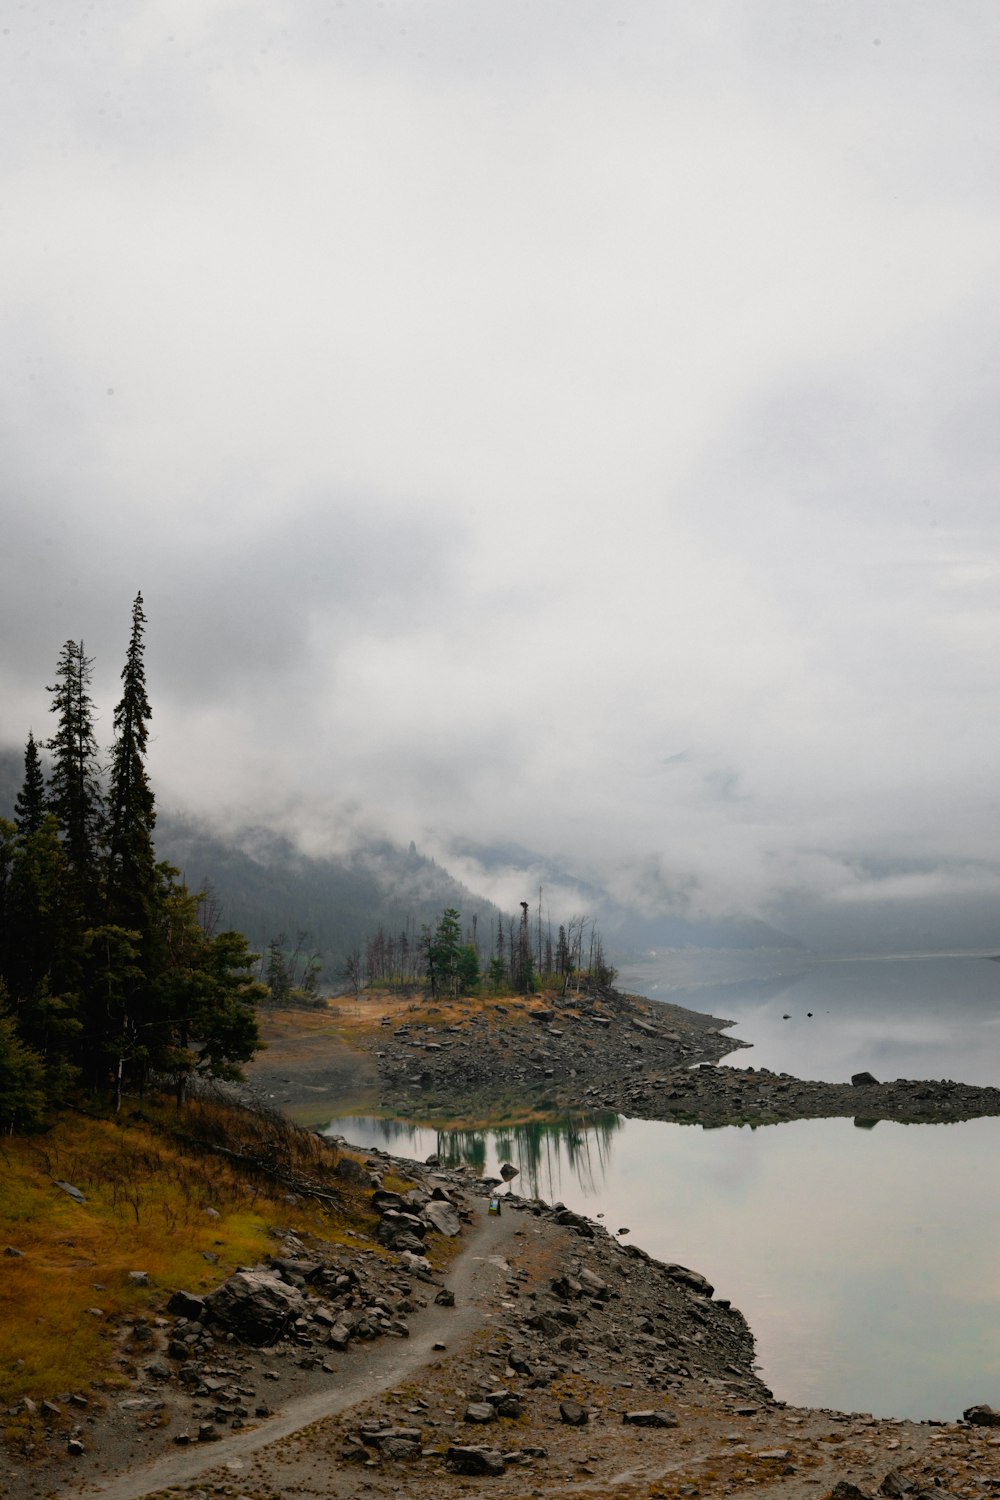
364;1426;423;1458
167;1290;207;1320
198;1423;221;1442
623;1409;679;1428
53;1180;86;1204
67;1438;85;1456
829;1484;874;1500
371;1188;405;1213
447;1444;506;1475
880;1472;916;1497
128;1271;150;1287
465;1401;497;1423
485;1389;523;1418
963;1402;1000;1426
4;1246;24;1257
663;1264;714;1297
270;1256;323;1283
499;1162;519;1182
398;1249;433;1276
851;1072;880;1087
559;1400;589;1426
435;1287;456;1307
578;1267;609;1298
423;1200;461;1237
333;1155;367;1183
203;1271;307;1346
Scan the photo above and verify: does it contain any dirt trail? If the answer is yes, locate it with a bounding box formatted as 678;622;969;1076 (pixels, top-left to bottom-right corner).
66;1202;521;1500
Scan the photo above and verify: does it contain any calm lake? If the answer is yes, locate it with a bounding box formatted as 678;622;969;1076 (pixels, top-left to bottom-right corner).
322;954;1000;1422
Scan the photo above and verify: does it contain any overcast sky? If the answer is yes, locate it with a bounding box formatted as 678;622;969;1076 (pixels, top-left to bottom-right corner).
4;1;1000;943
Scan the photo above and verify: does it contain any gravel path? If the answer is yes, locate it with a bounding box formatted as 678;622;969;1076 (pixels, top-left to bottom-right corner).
63;1201;522;1500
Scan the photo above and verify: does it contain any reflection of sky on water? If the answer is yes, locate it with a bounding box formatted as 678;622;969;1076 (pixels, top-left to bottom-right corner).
324;1110;1000;1421
619;954;1000;1085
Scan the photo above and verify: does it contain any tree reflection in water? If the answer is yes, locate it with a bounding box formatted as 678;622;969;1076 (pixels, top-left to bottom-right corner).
324;1112;623;1202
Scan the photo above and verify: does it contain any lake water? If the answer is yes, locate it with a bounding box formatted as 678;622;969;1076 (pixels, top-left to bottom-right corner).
322;954;1000;1422
618;951;1000;1085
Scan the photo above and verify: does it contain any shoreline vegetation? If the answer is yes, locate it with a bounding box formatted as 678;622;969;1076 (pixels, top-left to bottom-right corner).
5;987;1000;1499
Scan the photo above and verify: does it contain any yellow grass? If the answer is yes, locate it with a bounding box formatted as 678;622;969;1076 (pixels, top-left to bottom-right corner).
0;1098;391;1407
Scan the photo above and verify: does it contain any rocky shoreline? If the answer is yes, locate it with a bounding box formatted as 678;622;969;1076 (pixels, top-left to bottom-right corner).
25;1138;1000;1500
366;986;1000;1127
12;990;1000;1500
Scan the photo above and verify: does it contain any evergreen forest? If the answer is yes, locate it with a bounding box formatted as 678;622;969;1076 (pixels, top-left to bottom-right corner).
0;595;264;1129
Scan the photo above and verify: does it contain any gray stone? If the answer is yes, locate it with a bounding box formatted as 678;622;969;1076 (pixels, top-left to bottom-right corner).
128;1271;150;1287
623;1409;679;1428
465;1401;497;1423
559;1400;588;1426
167;1290;207;1320
204;1271;306;1346
964;1402;1000;1426
447;1445;505;1475
880;1472;916;1498
53;1180;86;1204
851;1072;880;1087
423;1200;461;1237
333;1155;367;1183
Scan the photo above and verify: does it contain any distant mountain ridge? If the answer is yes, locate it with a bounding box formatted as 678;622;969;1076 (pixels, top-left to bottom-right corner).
0;746;799;982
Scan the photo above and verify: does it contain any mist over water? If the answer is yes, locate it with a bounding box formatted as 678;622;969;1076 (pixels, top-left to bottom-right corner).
619;952;1000;1086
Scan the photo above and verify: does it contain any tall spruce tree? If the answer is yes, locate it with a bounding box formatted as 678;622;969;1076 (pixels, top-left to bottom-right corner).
106;593;156;935
46;639;104;910
14;733;46;835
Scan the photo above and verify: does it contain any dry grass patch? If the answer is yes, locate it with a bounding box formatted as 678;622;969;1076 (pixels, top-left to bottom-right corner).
0;1096;388;1408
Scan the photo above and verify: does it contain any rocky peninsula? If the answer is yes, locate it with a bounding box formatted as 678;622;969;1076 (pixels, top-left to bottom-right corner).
361;985;1000;1128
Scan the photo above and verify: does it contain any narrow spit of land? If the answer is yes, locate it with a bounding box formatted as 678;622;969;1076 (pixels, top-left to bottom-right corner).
250;985;1000;1130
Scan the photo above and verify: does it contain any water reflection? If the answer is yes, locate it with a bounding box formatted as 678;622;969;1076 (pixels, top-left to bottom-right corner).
323;1108;1000;1421
325;1111;621;1202
619;954;1000;1086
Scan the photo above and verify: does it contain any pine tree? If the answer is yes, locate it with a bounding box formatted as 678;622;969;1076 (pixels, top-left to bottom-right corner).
106;594;157;936
14;733;46;836
46;640;104;908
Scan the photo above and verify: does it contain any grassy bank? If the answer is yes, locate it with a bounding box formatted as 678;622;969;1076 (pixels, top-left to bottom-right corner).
0;1095;390;1419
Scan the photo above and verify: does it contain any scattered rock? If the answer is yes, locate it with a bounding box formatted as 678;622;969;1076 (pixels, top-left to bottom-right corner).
559;1400;589;1426
447;1444;506;1475
53;1180;86;1204
204;1270;306;1346
964;1402;1000;1426
623;1409;679;1428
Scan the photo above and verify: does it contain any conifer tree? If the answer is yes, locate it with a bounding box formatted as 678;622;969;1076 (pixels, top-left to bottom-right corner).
46;640;104;909
106;593;156;936
14;733;46;836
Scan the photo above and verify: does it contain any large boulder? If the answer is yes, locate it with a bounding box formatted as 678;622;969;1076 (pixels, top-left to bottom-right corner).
203;1271;306;1346
447;1445;505;1476
423;1200;461;1237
